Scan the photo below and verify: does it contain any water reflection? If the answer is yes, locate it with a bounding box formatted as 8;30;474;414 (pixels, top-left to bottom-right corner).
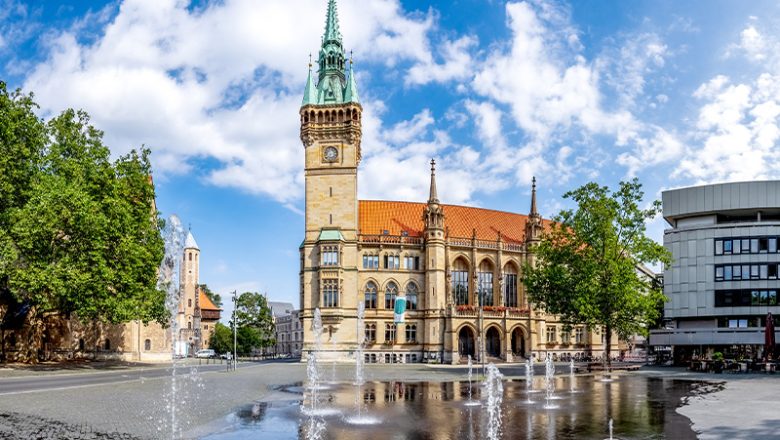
203;375;704;440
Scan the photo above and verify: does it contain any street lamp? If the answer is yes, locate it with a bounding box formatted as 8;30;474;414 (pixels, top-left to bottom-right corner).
232;290;238;371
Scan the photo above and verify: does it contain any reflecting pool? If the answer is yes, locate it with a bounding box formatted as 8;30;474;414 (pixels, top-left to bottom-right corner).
202;374;705;440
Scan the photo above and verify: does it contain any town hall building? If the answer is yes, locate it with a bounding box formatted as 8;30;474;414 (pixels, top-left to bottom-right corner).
299;0;619;364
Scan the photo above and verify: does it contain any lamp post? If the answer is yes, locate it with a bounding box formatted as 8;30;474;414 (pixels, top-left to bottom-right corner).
232;290;238;371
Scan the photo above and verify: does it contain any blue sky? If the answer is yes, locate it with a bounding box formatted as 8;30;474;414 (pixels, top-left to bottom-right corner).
2;0;780;319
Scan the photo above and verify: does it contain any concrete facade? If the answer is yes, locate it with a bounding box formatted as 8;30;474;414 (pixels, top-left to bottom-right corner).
650;181;780;359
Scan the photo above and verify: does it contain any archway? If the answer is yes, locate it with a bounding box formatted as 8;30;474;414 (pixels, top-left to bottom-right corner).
511;327;525;358
458;327;475;359
485;326;501;357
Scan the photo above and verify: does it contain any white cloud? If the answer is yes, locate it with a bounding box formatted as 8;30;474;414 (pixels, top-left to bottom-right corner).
598;32;668;108
406;35;477;86
674;73;780;182
22;0;439;204
727;23;780;71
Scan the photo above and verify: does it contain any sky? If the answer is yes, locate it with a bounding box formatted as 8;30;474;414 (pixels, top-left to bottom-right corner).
2;0;780;319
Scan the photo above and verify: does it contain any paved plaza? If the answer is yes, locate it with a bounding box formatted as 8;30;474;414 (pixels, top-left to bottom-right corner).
0;361;778;439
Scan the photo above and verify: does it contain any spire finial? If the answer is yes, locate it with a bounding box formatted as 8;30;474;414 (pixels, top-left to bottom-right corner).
309;53;312;69
428;158;439;204
350;50;353;65
530;176;539;217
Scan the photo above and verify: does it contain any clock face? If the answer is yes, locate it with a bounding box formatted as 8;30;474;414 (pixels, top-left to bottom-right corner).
324;146;338;162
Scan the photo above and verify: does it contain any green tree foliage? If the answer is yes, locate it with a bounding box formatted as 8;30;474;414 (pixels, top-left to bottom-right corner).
198;284;222;308
208;322;233;354
0;82;165;326
234;292;275;349
522;179;671;368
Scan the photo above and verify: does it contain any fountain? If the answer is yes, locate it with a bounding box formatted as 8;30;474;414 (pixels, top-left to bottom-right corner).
343;303;379;425
464;355;481;406
543;353;559;409
484;364;503;440
605;417;615;440
569;358;579;393
156;215;186;439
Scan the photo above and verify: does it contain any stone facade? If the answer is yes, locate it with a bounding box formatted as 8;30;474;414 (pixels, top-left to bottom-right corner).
275;310;302;357
298;0;618;364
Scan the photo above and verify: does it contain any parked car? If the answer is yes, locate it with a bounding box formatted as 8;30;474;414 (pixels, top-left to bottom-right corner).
195;349;216;358
220;352;233;360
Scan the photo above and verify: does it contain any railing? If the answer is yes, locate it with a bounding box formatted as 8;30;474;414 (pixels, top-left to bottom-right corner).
453;306;531;318
359;234;424;245
447;237;525;252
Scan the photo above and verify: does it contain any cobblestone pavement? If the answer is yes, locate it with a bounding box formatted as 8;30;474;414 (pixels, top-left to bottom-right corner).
0;412;145;440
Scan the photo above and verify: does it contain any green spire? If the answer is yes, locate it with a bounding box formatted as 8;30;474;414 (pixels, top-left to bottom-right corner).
302;60;318;106
344;58;360;104
323;0;342;44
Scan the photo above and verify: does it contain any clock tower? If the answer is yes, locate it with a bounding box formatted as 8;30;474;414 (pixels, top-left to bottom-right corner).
299;0;362;357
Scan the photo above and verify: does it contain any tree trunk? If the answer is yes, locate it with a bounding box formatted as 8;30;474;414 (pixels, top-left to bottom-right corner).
605;325;612;372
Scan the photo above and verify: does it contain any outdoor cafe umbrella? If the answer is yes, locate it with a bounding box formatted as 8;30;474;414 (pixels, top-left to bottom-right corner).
765;312;775;362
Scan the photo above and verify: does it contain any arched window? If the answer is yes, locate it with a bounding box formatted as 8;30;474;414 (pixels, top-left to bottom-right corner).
406;283;418;310
144;339;151;351
104;339;111;351
188;321;192;330
385;282;398;309
188;252;192;261
188;299;192;308
503;263;518;308
78;338;85;351
478;260;494;306
452;258;469;305
365;282;377;309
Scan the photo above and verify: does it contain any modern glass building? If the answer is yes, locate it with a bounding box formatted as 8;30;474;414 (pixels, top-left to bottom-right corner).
650;181;780;363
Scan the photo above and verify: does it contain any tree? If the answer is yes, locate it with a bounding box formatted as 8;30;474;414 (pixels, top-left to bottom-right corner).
522;179;671;369
208;322;233;354
0;83;166;360
234;292;275;349
198;284;222;308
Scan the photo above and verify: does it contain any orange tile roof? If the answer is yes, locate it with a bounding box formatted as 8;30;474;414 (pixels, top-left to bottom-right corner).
358;200;539;243
198;290;221;311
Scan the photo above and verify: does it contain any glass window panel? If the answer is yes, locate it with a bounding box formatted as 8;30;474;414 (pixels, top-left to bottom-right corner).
752;290;761;306
751;239;759;253
761;265;768;279
724;266;732;280
751;265;759;278
715;266;724;280
769;290;777;306
715;240;723;255
760;238;768;252
739;319;748;328
760;290;769;306
742;239;751;253
733;265;741;280
734;240;741;254
769;264;777;279
770;238;778;253
724;240;732;253
729;319;738;328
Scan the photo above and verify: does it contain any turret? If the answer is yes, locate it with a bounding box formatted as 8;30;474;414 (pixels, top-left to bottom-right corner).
525;177;542;244
423;159;445;235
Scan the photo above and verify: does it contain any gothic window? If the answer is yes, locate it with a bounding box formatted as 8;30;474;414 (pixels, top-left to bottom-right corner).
404;255;420;270
545;326;556;343
575;327;585;344
104;339;111;350
362;254;379;269
188;299;192;308
478;260;494;306
188;321;192;330
385;282;398;309
561;331;571;345
384;254;400;270
365;323;376;343
406;324;417;343
365;282;377;309
322;246;339;267
144;339;151;351
385;323;396;343
189;252;192;261
78;338;85;351
406;283;418;310
323;279;339;308
503;264;518;308
452;258;469;305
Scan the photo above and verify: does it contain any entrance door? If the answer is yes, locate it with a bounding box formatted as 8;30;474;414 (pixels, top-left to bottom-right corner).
511;327;525;358
485;327;501;357
458;327;475;359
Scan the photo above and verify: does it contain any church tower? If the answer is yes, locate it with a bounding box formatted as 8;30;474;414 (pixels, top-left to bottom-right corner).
300;0;362;358
178;230;200;354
